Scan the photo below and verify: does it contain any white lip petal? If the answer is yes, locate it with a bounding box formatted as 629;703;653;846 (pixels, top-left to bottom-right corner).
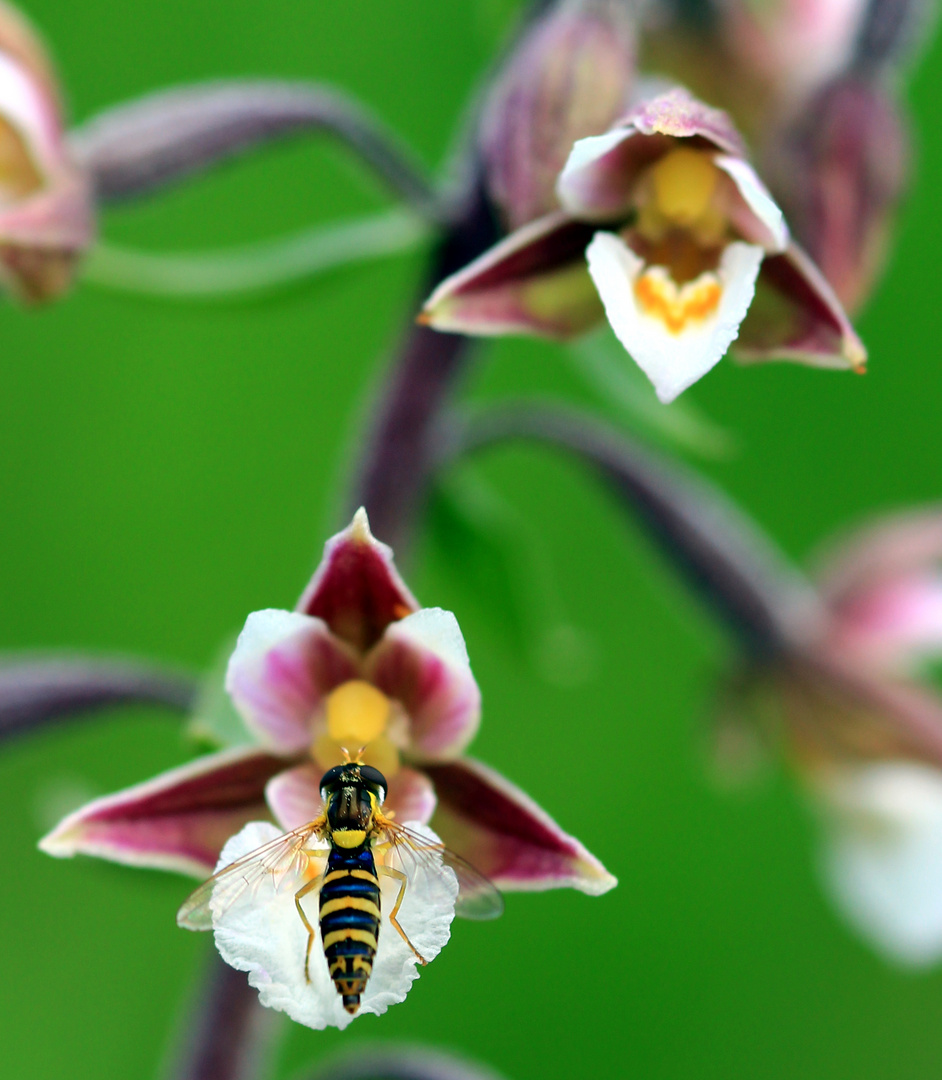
714;155;789;253
818;763;942;966
210;820;457;1030
585;232;764;403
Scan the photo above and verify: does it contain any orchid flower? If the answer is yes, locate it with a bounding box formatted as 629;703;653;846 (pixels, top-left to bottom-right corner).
422;88;864;404
40;509;615;1025
707;505;942;966
0;1;92;301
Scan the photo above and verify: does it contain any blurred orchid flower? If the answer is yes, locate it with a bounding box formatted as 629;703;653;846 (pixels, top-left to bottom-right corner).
0;1;92;301
422;89;864;404
718;507;942;966
456;405;942;965
40;508;616;898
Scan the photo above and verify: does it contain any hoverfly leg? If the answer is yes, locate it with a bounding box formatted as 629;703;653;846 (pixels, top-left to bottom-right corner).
294;871;325;983
377;864;427;965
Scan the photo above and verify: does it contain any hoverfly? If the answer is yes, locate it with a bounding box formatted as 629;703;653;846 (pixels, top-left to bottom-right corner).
177;756;502;1015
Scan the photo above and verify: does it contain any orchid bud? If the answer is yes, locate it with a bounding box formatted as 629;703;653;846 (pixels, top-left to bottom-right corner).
768;75;907;312
0;2;92;302
479;0;636;230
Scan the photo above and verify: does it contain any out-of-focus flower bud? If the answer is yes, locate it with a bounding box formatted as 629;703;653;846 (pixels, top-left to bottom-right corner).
0;2;92;302
479;0;636;230
767;75;907;312
720;0;868;107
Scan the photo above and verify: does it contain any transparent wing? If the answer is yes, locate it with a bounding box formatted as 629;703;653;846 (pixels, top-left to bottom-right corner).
177;817;329;931
376;817;504;921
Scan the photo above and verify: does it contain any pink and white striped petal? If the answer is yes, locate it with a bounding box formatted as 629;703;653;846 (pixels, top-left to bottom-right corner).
366;608;481;762
586;231;764;402
737;241;866;370
424;758;617;895
266;762;437;830
38;746;284;878
296;508;420;654
420;211;603;338
226;608;358;755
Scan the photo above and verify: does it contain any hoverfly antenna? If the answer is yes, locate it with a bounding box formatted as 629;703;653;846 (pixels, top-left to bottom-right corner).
339;746;367;765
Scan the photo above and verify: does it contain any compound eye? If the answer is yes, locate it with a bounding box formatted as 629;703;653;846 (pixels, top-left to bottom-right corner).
358;764;388;802
319;765;347;798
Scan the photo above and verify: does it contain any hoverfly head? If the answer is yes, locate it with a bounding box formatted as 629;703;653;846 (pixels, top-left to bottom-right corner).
320;760;389;839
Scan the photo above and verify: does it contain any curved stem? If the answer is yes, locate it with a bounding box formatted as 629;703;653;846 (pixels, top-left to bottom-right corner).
347;168;498;551
304;1044;506;1080
0;656;196;741
70;81;441;217
164;955;281;1080
451;401;824;656
81;208;431;300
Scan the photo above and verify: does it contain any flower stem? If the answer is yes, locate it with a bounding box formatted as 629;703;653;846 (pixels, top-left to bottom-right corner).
164;956;282;1080
451;401;824;655
347;167;499;552
303;1044;507;1080
0;656;196;741
81;208;431;300
71;81;441;217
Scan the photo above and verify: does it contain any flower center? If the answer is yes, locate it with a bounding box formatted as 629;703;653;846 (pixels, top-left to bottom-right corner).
312;679;401;777
650;147;718;227
326;679;390;744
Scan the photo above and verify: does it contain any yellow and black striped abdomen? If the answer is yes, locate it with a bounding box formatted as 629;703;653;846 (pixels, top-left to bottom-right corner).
319;845;381;1014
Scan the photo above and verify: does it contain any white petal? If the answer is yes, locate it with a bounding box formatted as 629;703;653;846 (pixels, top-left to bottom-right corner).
714;155;789;253
818;764;942;966
383;608;471;669
559;128;634;184
585;232;764;403
210;820;457;1030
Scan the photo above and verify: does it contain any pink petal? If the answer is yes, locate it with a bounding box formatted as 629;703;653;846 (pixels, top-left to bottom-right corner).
815;509;942;605
226;609;358;755
296;508;420;653
736;240;866;370
424;758;617;895
420;211;603;338
829;575;942;665
366;609;481;761
813;509;942;664
266;762;436;829
557;88;747;219
38;747;284;878
714;155;788;253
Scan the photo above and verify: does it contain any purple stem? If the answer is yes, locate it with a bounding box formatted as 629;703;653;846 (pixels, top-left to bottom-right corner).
347;166;499;551
166;956;279;1080
0;656;196;740
303;1045;506;1080
453;401;821;656
70;81;439;216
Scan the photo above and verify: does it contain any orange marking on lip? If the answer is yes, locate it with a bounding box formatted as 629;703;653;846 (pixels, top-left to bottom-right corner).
634;272;722;335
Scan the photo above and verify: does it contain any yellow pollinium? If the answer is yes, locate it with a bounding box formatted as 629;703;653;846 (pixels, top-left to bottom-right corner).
650;147;719;227
327;680;390;744
313;679;401;777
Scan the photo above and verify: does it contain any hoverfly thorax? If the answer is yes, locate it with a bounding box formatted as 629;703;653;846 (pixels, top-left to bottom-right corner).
320;763;388;849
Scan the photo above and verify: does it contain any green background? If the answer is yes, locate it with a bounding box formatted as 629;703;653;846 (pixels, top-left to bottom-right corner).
2;1;941;1077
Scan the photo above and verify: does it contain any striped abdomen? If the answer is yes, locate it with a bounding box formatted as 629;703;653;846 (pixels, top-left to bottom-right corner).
319;845;381;1014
